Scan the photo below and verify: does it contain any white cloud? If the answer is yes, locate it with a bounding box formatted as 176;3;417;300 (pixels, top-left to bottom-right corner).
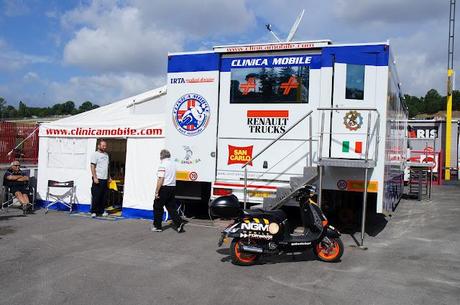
2;0;31;17
1;70;164;107
390;26;458;96
62;0;256;75
47;72;165;105
62;3;182;75
133;0;255;38
334;0;446;25
23;71;39;82
0;39;51;72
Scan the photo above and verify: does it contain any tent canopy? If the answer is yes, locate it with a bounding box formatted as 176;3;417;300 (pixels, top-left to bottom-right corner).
39;86;166;136
37;86;168;218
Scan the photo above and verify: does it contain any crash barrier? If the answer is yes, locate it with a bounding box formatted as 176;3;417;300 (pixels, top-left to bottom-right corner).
0;122;39;164
408;149;443;185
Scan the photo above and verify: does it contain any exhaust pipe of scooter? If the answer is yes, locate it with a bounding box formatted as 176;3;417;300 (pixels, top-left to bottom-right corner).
241;245;264;253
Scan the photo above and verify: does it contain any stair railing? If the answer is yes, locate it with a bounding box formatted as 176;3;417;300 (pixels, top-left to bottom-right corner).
241;110;314;208
317;107;380;165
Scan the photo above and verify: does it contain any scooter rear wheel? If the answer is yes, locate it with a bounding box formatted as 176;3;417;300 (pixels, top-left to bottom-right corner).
314;237;344;262
230;238;260;266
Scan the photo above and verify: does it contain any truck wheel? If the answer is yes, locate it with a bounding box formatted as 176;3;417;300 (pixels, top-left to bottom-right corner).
314;237;344;262
230;238;259;266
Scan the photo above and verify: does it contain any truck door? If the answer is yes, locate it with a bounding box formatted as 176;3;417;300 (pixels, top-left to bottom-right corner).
166;53;221;183
329;58;378;160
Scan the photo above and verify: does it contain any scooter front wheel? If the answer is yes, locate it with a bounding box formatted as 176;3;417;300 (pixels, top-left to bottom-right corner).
314;237;344;262
230;238;260;266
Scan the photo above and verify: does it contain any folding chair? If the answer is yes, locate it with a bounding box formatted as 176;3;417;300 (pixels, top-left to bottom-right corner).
1;184;15;212
1;181;36;213
45;180;76;214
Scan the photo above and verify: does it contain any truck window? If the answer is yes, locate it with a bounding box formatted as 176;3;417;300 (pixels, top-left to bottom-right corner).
230;66;309;104
346;64;365;100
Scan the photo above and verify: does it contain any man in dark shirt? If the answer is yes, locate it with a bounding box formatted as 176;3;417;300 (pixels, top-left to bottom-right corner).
3;160;31;213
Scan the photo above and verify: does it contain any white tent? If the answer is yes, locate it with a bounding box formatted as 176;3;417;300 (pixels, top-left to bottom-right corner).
37;86;167;218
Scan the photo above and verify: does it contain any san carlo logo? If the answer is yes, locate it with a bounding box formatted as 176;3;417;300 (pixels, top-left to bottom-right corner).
172;93;210;136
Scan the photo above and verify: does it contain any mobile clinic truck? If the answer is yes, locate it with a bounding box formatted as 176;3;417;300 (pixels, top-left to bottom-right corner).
165;40;407;227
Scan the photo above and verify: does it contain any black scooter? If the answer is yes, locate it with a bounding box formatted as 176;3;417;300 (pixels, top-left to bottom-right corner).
210;185;344;265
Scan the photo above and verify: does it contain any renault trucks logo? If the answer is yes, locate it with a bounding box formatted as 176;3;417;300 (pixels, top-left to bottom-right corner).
343;110;363;131
173;93;210;136
247;110;288;134
228;145;253;166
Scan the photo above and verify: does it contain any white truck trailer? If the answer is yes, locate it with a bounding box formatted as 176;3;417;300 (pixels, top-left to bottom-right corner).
165;40;407;244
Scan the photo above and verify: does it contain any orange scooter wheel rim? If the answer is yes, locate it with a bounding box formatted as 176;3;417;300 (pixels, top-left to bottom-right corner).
316;240;340;260
234;241;258;263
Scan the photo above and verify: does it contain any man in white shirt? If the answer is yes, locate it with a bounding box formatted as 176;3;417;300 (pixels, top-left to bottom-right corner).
152;149;185;232
90;139;110;217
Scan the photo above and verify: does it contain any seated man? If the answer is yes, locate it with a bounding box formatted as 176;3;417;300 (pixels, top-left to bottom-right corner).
3;161;32;213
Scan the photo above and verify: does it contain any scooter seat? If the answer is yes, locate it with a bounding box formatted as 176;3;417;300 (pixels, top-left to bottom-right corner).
243;209;287;222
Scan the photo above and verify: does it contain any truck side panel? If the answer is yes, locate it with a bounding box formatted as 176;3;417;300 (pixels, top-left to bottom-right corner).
166;53;220;183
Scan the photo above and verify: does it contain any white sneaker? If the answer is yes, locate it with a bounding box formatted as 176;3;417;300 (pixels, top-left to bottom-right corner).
102;211;109;217
91;213;97;218
151;227;162;232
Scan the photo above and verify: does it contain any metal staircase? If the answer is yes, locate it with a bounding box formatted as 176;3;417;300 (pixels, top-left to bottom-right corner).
241;110;315;210
262;166;318;210
241;107;381;248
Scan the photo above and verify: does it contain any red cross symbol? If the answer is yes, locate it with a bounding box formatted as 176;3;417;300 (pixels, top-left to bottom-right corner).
239;77;256;95
178;99;196;130
280;76;299;95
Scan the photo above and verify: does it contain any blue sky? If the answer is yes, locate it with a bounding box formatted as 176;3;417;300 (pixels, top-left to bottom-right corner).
0;0;457;107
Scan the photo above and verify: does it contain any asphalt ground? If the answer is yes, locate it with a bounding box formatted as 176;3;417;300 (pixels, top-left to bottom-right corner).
1;184;460;305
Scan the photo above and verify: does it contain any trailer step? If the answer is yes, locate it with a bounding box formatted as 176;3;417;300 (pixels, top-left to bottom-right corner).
319;158;376;168
263;166;318;210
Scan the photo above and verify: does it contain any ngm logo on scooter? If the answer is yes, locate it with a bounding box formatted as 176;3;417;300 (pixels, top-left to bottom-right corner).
239;219;280;241
172;93;210;136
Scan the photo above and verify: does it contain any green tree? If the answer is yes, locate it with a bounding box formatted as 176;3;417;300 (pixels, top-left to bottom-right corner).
18;101;31;118
0;97;6;119
51;103;63;115
6;105;17;118
405;94;422;118
78;101;99;113
424;89;443;114
62;101;76;114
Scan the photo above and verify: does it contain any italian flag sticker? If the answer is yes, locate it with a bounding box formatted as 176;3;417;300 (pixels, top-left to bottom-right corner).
342;141;363;153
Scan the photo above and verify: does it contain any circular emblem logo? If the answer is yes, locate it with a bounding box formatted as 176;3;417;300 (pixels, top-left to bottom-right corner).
343;110;363;131
189;171;198;181
173;93;210;136
337;180;347;190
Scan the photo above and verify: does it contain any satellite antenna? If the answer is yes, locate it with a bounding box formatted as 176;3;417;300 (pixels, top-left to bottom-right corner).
286;9;305;42
266;9;305;42
265;24;281;42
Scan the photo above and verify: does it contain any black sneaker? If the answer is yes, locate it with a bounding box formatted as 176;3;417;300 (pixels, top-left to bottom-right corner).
177;222;185;233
